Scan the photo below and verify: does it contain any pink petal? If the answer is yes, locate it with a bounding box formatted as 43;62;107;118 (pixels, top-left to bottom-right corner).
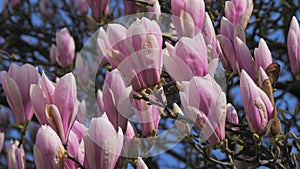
1;74;25;123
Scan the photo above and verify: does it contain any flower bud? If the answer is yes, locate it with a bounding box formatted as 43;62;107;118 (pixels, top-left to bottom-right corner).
7;140;25;169
56;28;75;68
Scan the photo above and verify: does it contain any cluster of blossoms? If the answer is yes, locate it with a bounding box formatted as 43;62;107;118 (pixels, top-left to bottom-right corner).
1;0;300;168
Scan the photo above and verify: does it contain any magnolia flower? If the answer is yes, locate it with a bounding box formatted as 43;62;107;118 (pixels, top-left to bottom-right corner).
34;125;67;169
132;99;161;137
164;33;208;81
56;28;75;68
224;0;253;28
179;74;226;145
83;114;123;169
217;16;255;79
87;0;110;20
217;17;240;72
7;141;25;169
240;70;274;133
102;69;132;132
30;73;77;144
254;38;273;73
98;17;163;91
171;0;205;37
1;63;39;124
287;16;300;76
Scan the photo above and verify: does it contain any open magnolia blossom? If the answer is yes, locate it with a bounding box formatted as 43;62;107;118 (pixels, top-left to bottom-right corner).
1;63;39;124
179;75;227;145
30;73;77;144
98;17;163;91
102;69;132;132
171;0;205;38
83;114;123;169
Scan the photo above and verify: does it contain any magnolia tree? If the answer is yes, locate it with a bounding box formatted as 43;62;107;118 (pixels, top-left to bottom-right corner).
0;0;300;168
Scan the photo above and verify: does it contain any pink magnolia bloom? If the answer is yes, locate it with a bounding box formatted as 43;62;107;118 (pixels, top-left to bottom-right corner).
83;114;123;169
254;38;273;73
179;74;227;145
103;69;132;132
0;132;4;153
56;28;75;68
217;17;238;71
30;73;77;144
119;18;163;91
287;16;300;76
164;33;208;81
98;18;163;91
7;141;25;169
1;63;39;124
217;17;255;79
97;24;129;68
240;70;274;133
77;0;88;14
171;0;205;37
87;0;110;20
34;125;67;169
132;99;161;137
224;0;253;28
